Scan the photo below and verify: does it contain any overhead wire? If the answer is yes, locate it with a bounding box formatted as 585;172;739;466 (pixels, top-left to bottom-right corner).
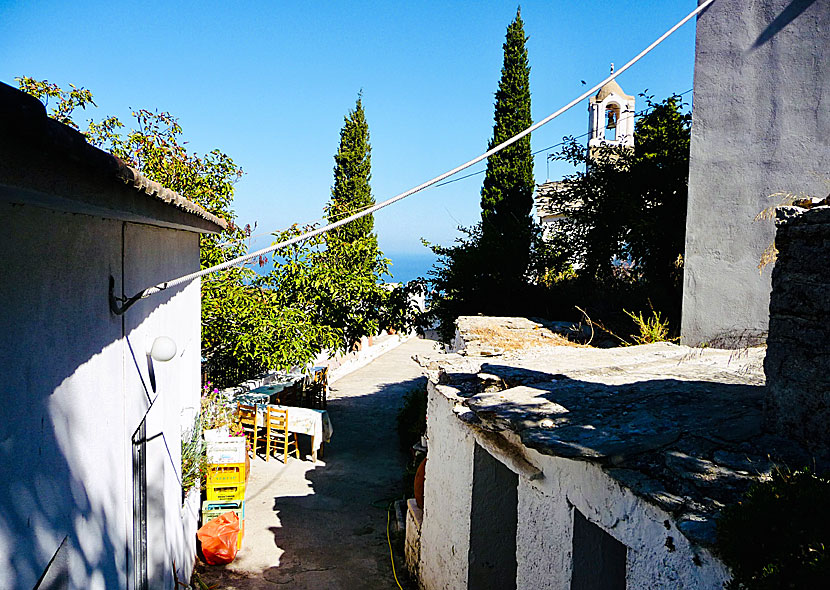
436;88;694;188
110;0;715;314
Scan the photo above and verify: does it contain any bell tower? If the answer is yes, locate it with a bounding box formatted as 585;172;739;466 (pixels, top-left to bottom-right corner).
588;65;635;156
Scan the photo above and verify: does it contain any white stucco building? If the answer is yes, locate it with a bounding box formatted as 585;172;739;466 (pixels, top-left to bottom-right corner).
0;82;226;589
535;76;635;232
587;74;635;153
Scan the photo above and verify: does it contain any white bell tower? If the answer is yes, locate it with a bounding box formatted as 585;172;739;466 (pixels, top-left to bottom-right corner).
588;65;635;153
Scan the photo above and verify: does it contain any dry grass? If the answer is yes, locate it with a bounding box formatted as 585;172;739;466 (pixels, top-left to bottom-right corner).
466;326;585;352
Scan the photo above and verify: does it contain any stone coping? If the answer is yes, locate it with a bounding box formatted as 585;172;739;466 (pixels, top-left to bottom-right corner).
416;337;812;547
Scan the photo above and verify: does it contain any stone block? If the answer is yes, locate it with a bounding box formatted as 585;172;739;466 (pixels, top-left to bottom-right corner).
405;498;423;581
765;207;830;456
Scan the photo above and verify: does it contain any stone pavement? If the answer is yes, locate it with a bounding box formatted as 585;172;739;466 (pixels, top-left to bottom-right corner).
196;336;438;590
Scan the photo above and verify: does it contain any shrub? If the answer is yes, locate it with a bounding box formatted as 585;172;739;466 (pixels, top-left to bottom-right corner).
624;307;675;345
716;467;830;589
396;385;427;452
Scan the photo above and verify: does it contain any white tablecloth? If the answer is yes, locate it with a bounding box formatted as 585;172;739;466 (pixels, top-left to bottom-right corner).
259;404;333;455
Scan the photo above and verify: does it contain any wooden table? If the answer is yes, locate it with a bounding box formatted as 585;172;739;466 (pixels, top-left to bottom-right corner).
257;404;333;462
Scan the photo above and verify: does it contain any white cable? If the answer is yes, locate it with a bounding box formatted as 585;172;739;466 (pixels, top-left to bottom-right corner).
120;0;715;305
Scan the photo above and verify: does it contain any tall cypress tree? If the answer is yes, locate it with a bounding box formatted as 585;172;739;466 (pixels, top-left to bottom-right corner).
324;94;385;347
480;8;534;283
327;94;375;245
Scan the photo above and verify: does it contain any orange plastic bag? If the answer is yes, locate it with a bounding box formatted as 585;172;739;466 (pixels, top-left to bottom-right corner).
197;511;240;565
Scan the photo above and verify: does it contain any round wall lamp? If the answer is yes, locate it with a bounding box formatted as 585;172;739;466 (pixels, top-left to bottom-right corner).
150;336;177;362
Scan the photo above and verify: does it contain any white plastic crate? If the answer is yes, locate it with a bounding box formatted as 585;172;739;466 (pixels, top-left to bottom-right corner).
206;437;246;464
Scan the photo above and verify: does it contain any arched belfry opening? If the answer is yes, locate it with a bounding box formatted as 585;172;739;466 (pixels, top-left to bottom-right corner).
603;102;621;141
588;71;635;156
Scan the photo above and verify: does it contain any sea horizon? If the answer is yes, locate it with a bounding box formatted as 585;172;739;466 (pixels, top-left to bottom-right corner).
249;249;438;285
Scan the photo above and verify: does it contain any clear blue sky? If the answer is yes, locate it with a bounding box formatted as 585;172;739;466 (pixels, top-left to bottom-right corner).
1;1;698;265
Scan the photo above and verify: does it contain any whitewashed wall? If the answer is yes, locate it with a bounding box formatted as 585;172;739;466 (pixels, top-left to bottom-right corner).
418;381;477;590
419;380;731;589
0;201;201;590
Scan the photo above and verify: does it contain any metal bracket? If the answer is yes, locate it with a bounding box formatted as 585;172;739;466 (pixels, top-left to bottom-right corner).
109;275;143;316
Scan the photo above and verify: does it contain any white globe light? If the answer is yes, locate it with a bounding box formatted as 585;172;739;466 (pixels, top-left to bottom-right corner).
150;336;177;362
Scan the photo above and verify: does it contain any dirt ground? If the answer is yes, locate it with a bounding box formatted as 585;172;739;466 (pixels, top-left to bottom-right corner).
194;337;438;590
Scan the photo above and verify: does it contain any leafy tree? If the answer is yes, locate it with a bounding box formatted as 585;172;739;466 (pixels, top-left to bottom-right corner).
18;77;344;386
538;93;692;339
479;7;534;287
259;224;388;350
319;95;395;346
549;94;691;290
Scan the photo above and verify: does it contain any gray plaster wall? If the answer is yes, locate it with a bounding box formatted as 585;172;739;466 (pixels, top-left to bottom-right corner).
0;201;202;589
682;0;830;346
764;206;830;455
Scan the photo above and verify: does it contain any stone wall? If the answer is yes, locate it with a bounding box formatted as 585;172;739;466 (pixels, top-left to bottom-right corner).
681;0;830;346
764;205;830;456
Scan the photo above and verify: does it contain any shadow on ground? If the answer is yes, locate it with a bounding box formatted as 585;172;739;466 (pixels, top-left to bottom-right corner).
195;338;435;589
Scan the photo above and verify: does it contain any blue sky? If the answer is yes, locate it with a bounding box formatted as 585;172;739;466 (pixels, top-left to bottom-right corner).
1;1;698;270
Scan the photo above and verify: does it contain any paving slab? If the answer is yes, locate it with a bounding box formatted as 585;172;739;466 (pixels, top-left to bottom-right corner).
196;337;438;589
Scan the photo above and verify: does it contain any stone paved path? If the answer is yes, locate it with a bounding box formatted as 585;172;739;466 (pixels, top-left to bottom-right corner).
196;337;438;590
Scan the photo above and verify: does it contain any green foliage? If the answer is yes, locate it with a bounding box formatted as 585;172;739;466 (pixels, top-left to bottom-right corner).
378;279;428;335
396;385;427;452
19;76;414;388
624;306;675;345
550;94;691;288
259;223;389;350
426;220;567;342
426;225;490;342
716;468;830;589
16;76;96;129
479;8;534;284
426;10;553;341
180;412;207;497
327;94;375;245
531;94;692;338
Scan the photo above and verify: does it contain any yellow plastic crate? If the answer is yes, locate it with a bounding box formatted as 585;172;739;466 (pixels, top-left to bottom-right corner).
206;461;247;486
206;482;246;503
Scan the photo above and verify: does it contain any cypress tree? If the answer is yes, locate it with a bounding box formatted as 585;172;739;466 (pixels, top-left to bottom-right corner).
327;94;375;245
479;8;534;283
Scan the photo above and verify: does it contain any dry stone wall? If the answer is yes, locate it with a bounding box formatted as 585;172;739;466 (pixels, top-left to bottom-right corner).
764;205;830;456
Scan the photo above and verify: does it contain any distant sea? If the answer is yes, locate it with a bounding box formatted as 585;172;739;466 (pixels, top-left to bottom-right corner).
250;250;437;285
384;251;438;284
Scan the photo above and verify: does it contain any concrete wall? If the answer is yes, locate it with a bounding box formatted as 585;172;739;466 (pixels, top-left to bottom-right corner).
682;0;830;346
0;201;201;589
419;380;730;589
764;205;830;456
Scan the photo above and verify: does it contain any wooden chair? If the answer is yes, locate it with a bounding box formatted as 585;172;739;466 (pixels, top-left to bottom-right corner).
257;407;299;463
236;403;260;457
306;366;328;409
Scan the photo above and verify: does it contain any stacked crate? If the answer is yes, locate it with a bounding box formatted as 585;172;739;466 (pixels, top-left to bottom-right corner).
204;437;248;548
